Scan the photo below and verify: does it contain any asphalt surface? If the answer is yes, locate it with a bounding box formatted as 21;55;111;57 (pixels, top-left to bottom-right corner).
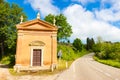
56;53;120;80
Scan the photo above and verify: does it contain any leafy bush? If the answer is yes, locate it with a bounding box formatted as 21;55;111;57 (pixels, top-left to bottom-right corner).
93;43;101;54
94;42;120;61
0;55;15;67
0;56;11;65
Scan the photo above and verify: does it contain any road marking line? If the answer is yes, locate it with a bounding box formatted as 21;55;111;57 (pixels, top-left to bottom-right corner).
95;68;103;73
104;73;111;77
88;62;104;73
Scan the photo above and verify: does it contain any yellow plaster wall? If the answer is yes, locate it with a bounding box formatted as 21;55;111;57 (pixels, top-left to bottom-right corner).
16;19;57;67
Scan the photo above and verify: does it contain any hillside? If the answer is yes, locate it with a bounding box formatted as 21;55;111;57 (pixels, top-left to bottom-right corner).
57;43;87;61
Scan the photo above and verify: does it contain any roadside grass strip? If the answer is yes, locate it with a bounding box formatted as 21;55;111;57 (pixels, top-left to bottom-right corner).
94;56;120;68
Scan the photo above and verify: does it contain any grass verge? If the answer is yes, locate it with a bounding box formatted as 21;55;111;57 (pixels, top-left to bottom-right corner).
93;56;120;68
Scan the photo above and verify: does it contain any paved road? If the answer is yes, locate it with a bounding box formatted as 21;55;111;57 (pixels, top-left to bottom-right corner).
56;53;120;80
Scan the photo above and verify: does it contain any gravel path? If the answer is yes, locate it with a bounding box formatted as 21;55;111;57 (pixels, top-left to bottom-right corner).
0;64;60;80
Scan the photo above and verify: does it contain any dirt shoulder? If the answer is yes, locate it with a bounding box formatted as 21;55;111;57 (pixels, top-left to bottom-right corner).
0;64;61;80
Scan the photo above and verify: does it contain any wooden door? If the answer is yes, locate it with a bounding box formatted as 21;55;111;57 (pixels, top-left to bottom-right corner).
33;49;41;66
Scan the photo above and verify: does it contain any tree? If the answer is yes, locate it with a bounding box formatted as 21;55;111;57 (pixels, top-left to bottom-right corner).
0;0;27;58
73;38;83;52
44;14;72;41
97;36;103;43
44;14;54;24
92;36;103;54
86;37;95;51
91;38;95;49
86;37;90;50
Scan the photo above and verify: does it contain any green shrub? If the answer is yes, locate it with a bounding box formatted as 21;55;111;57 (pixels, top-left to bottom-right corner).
0;56;11;65
94;42;120;61
0;55;15;67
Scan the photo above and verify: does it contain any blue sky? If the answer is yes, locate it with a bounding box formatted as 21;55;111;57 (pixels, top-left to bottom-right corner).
7;0;120;43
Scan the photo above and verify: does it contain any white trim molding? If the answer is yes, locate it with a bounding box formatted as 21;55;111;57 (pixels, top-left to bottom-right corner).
30;46;44;66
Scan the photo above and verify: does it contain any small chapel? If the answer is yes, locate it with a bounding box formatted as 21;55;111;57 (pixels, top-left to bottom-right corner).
14;12;58;72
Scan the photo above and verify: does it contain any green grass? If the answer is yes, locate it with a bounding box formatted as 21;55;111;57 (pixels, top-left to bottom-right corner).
57;43;88;61
57;59;73;70
9;68;60;76
94;56;120;68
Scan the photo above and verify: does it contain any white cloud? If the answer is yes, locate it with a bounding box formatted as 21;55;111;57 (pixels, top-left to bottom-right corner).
72;0;120;22
95;0;120;22
24;0;60;17
101;0;120;10
72;0;96;5
63;4;120;43
95;9;120;22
